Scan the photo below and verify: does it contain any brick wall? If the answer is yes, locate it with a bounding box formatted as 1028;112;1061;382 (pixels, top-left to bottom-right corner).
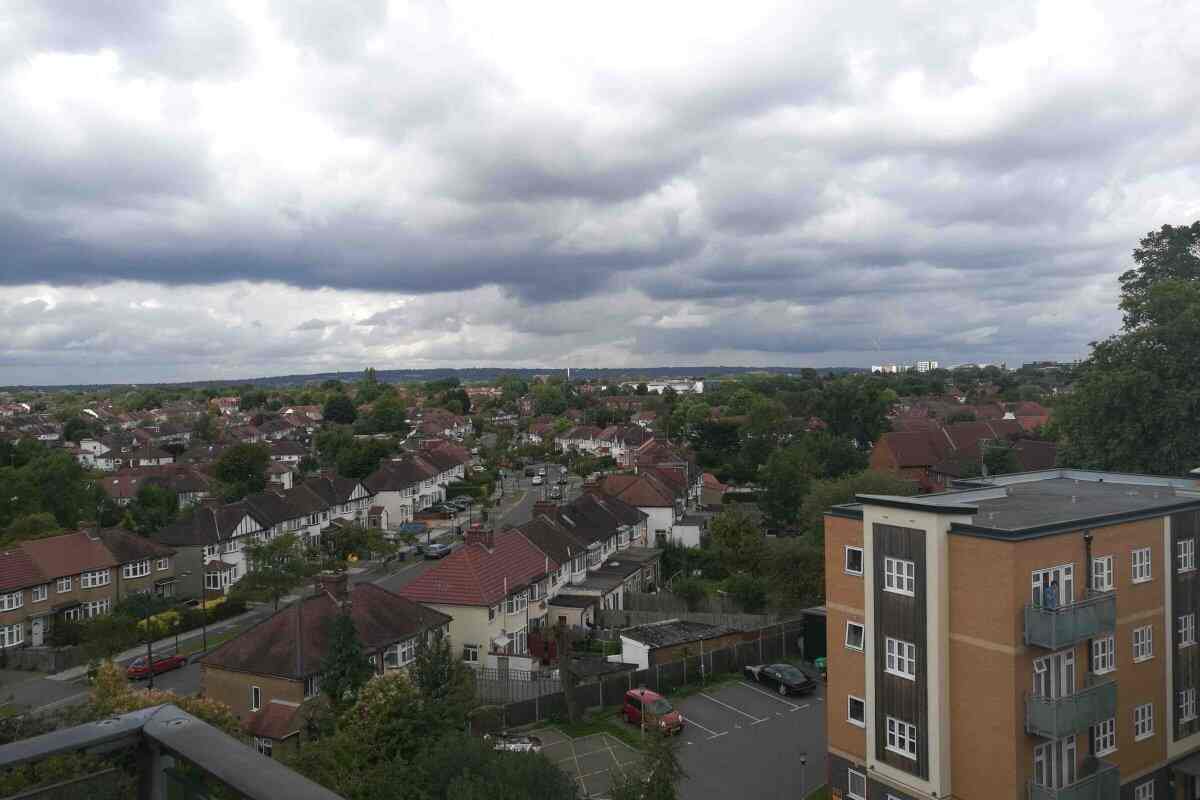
200;665;303;724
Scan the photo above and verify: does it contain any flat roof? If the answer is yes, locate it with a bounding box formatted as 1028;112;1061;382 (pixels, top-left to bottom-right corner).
833;469;1200;540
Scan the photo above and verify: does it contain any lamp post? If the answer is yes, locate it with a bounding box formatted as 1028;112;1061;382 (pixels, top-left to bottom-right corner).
141;594;156;690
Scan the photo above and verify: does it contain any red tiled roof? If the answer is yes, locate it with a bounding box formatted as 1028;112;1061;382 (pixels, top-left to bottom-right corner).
0;548;47;593
244;700;301;740
596;473;675;508
20;532;118;580
399;531;557;607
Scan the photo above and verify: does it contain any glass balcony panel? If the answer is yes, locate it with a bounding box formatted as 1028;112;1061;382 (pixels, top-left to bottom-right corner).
1028;758;1119;800
1026;678;1118;739
1025;592;1117;650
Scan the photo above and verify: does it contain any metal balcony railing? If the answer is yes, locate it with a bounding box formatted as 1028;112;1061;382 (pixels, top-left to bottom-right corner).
1026;677;1118;739
0;703;343;800
1024;592;1117;650
1028;758;1119;800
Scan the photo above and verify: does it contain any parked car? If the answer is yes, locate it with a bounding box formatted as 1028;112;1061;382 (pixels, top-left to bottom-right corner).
538;467;547;476
127;653;187;680
557;475;569;485
621;688;683;735
532;475;543;486
487;733;543;754
423;542;453;559
473;465;486;473
742;663;817;696
524;467;537;477
447;498;472;510
549;486;561;499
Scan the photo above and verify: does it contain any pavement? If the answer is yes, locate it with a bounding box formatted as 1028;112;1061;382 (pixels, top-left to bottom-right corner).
535;727;643;799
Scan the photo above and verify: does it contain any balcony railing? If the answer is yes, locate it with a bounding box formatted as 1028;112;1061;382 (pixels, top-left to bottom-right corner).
0;703;343;800
1028;758;1119;800
1024;591;1117;650
1026;677;1118;739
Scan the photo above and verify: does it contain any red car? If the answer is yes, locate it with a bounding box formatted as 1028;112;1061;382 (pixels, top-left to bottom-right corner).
126;653;187;680
621;688;683;735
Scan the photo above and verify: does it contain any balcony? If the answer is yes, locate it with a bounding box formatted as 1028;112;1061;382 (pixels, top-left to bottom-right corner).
1028;757;1119;800
1026;677;1118;739
1024;591;1116;650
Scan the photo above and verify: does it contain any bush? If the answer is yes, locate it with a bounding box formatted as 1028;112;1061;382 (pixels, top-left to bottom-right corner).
671;577;708;612
724;573;769;613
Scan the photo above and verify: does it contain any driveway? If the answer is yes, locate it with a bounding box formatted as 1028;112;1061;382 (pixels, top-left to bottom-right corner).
535;727;642;799
674;679;826;800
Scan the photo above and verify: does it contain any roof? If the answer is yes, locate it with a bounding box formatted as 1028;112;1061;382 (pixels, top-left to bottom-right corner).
153;503;262;547
398;531;558;607
0;548;47;593
202;583;450;679
596;473;675;508
549;593;598;608
21;532;119;580
244;700;302;740
96;528;175;563
621;618;742;648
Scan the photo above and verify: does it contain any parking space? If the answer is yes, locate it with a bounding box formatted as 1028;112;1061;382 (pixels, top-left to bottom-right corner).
675;679;826;800
535;727;642;799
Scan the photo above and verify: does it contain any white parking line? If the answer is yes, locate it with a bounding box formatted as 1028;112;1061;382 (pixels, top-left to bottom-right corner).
682;715;728;739
700;692;768;724
737;681;801;711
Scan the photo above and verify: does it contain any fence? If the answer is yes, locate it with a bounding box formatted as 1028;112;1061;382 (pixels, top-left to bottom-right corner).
474;667;563;705
620;591;806;623
483;619;807;729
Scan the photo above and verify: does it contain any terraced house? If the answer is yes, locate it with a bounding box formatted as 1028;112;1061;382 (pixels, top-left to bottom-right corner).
824;469;1200;800
364;441;471;526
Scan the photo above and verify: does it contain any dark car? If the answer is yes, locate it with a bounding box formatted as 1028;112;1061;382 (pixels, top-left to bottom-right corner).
524;467;537;477
743;663;817;696
423;542;452;559
127;653;187;680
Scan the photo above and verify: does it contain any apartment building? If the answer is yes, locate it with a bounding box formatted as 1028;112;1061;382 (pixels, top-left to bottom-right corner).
824;469;1200;800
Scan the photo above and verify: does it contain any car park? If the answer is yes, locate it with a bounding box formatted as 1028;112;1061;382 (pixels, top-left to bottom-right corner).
741;663;817;696
127;653;187;680
621;688;683;735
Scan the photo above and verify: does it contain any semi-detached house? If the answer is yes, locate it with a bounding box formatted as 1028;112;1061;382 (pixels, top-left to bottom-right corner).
364;442;471;528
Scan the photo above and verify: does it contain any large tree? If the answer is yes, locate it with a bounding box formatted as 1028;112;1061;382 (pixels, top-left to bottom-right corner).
323;393;358;425
319;609;374;717
213;442;270;501
241;533;315;610
1058;222;1200;474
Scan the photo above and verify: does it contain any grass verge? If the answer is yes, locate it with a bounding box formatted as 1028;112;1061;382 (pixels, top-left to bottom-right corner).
552;706;654;752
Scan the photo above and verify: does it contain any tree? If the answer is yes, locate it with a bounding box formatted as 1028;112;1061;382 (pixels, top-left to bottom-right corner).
796;470;917;542
335;438;394;480
323;393;358;425
321;523;397;566
708;509;766;575
724;573;769;613
127;483;179;535
213;442;270;501
298;454;320;476
411;627;476;722
191;412;218;443
239;389;269;412
319;609;374;717
241;533;315;611
62;417;96;443
759;445;817;527
610;734;685;800
816;377;892;449
1119;221;1200;329
671;576;707;612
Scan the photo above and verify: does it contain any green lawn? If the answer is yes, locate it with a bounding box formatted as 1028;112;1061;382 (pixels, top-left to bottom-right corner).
553;706;651;751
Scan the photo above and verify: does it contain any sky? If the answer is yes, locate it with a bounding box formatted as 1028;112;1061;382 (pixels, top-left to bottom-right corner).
2;0;1200;385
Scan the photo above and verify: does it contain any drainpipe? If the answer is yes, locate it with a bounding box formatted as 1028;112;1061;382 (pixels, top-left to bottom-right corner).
1083;527;1095;756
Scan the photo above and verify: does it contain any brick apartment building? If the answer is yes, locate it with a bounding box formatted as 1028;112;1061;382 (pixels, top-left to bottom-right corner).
824;469;1200;800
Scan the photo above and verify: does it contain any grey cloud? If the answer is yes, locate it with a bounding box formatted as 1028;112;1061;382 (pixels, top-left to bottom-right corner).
295;318;335;331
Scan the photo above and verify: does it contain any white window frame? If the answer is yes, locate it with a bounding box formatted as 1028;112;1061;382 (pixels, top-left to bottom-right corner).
1180;688;1197;723
1179;538;1196;573
1134;780;1154;800
1093;635;1116;674
80;569;110;589
885;716;918;760
156;558;170;571
844;546;864;576
885;637;916;680
122;560;151;580
0;623;23;649
1180;613;1196;648
31;584;47;603
845;621;865;652
1134;703;1154;741
847;695;865;728
1092;555;1114;591
847;769;867;800
883;556;916;596
462;644;480;663
56;576;71;593
1133;625;1153;662
1092;717;1116;757
1131;547;1152;583
250;685;261;712
304;674;320;699
0;591;23;612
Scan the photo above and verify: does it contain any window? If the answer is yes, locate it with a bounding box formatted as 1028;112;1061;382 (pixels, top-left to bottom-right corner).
462;644;480;663
205;573;222;591
56;577;71;593
1180;688;1197;723
883;557;916;595
1092;717;1116;756
254;737;273;758
885;717;918;760
250;686;261;712
488;606;496;622
1093;636;1116;673
847;695;865;727
847;769;867;800
885;637;916;680
1092;556;1114;591
156;558;170;571
1180;614;1196;647
304;674;320;699
122;560;151;579
1134;703;1154;741
845;621;865;651
844;546;864;576
0;623;22;648
80;569;110;589
203;544;218;558
1179;538;1196;573
0;591;23;612
1134;780;1154;800
82;599;110;618
31;585;47;603
1131;547;1152;583
1133;625;1154;662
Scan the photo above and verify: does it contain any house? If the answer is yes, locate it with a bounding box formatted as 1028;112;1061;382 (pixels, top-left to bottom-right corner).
696;472;727;509
671;513;708;548
211;397;241;416
268;440;307;464
97;465;212;508
96;528;179;601
399;528;558;671
618;619;746;669
555;425;604;455
593;472;682;547
363;443;470;527
0;547;50;648
255;418;297;441
153;504;264;599
200;573;450;757
596;425;650;467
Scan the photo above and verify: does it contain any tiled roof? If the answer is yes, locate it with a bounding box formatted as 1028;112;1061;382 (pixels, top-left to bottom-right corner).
21;532;118;580
202;583;449;679
244;700;301;740
0;548;47;593
97;528;175;564
153;503;262;547
399;531;557;607
596;473;675;508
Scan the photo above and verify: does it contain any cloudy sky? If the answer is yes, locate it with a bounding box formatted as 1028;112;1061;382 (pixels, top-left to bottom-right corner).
3;0;1199;385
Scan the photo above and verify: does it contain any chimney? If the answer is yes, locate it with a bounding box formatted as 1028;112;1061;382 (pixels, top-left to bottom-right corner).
532;501;560;523
317;571;350;605
465;527;495;551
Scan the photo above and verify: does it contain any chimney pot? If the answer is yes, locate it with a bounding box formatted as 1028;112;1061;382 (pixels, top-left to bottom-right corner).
317;571;350;604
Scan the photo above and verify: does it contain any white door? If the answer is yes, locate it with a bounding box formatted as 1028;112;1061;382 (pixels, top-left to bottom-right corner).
30;617;43;647
1033;735;1077;789
1032;564;1075;606
1033;650;1075;699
